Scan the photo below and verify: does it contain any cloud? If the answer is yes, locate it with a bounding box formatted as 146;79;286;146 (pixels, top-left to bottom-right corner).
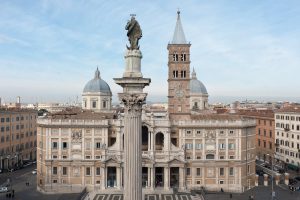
0;0;299;103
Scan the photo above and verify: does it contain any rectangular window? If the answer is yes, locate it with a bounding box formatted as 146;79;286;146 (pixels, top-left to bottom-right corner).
195;143;202;149
53;167;57;175
52;142;58;149
186;168;191;176
86;167;91;176
247;164;250;174
219;168;224;176
96;167;101;176
185;143;193;149
62;167;67;175
96;142;101;149
62;142;68;149
229;167;234;176
219;143;225;149
92;101;97;108
228;143;235;150
196;168;201;176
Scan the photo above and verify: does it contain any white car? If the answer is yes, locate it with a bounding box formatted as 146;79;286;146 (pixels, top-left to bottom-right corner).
0;187;8;193
32;169;37;174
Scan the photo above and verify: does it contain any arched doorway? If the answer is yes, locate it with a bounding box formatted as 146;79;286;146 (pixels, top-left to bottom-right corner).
155;132;164;151
142;126;149;151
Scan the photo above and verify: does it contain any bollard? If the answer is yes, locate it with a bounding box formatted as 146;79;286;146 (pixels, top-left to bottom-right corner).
264;174;268;186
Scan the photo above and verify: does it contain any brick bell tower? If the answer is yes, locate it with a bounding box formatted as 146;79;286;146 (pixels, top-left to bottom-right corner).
167;11;191;120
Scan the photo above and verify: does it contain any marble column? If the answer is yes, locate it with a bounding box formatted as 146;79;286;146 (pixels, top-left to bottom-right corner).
147;167;151;188
114;48;151;200
117;167;121;189
151;167;155;190
101;167;106;190
179;167;184;190
164;167;170;190
148;132;151;151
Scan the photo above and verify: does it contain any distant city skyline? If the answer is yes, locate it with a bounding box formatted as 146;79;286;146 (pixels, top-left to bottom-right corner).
0;0;300;104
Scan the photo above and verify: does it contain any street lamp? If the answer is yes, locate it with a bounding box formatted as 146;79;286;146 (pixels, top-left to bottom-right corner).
267;153;275;200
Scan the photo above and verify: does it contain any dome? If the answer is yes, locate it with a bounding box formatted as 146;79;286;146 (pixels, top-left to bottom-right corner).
83;68;112;94
190;68;208;94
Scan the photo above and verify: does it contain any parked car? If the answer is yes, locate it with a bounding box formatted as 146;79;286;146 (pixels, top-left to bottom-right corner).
289;178;298;185
289;181;300;191
0;187;8;193
32;169;37;175
7;169;14;172
294;176;300;181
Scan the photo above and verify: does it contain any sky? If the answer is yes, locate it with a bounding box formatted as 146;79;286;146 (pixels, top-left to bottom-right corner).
0;0;300;104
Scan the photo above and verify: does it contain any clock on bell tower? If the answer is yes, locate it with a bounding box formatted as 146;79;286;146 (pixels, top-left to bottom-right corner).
167;11;191;120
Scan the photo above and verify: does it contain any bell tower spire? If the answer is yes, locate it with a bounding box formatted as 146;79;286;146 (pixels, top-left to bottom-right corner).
167;10;191;120
172;10;187;44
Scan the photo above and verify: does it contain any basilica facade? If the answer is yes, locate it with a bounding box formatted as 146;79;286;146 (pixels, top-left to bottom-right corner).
36;12;256;194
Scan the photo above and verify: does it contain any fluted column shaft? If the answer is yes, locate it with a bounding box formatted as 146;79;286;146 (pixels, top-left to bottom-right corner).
119;93;147;200
124;110;142;200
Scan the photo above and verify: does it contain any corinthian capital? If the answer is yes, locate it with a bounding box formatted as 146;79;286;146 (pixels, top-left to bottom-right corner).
119;93;147;113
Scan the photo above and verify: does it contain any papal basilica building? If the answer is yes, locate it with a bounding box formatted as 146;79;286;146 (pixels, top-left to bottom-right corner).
37;12;256;194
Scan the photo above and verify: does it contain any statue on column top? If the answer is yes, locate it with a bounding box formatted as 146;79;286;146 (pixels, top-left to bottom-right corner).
125;14;142;50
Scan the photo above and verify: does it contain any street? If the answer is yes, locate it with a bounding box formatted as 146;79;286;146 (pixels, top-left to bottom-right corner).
0;164;80;200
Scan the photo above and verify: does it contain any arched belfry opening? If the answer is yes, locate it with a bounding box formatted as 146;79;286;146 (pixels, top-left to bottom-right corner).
142;126;149;151
155;132;164;151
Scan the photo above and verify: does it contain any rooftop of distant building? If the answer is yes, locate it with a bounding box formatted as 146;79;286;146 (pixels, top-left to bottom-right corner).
44;107;117;120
